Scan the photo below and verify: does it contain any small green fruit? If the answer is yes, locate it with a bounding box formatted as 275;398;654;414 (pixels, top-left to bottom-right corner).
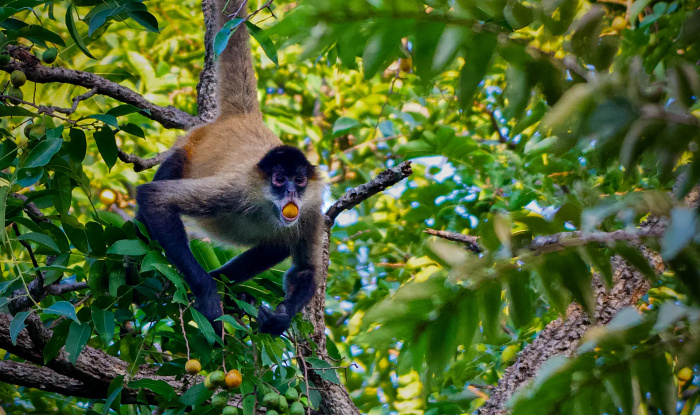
209;370;226;387
222;407;239;415
266;411;279;415
278;395;288;412
0;54;10;66
10;70;26;87
262;392;280;409
203;374;216;390
211;391;229;408
6;86;22;103
284;388;299;402
290;402;304;415
42;47;58;64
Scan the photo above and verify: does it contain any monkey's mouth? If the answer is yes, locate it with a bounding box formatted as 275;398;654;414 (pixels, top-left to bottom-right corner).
281;202;299;223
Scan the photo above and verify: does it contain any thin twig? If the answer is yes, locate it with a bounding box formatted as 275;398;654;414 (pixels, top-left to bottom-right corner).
424;228;481;253
179;305;191;360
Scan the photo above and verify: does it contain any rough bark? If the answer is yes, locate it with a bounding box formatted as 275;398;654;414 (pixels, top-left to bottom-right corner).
302;161;413;415
477;189;700;415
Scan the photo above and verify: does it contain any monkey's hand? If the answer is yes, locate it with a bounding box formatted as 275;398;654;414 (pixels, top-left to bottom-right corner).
258;304;291;336
195;286;223;335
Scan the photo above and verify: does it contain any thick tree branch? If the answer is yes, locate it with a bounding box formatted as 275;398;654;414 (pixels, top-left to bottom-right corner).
300;161;413;415
0;360;105;398
0;59;197;130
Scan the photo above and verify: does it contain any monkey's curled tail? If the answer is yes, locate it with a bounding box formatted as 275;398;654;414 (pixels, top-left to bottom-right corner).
213;0;260;118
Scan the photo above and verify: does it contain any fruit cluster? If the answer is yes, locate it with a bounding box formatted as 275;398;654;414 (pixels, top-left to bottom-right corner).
261;388;306;415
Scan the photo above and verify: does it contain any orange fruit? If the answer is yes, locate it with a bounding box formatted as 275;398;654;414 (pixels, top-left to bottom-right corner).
225;369;242;388
282;203;299;219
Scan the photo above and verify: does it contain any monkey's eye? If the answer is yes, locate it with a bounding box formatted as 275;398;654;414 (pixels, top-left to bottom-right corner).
295;176;307;187
272;174;286;187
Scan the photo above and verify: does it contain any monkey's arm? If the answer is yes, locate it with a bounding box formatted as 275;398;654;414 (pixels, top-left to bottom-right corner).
136;152;237;329
211;245;290;283
257;218;323;335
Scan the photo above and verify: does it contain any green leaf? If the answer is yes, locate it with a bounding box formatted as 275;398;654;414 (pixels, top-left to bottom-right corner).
119;123;145;138
23;137;63;168
88;114;119;128
629;0;653;24
44;301;78;322
0;185;8;243
103;377;123;415
43;319;70;364
93;127;118;170
215;314;249;332
18;24;66;47
107;239;149;256
458;32;497;110
107;104;142;117
17;232;60;253
62;223;89;253
245;21;278;65
128;379;175;398
190;240;221;271
66;128;87;162
65;321;91;364
305;357;340;384
234;298;258;317
505;269;533;329
661;207;697;260
648;352;677;415
10;311;30;345
65;4;96;59
190;308;223;346
126;10;159;33
332;117;359;136
91;306;114;345
0;106;35;117
179;382;213;406
108;264;125;297
214;18;244;56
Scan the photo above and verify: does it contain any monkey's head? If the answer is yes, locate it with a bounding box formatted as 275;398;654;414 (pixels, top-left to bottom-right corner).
257;145;316;226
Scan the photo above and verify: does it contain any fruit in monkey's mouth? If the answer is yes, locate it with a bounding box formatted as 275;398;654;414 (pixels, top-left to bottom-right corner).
282;203;299;220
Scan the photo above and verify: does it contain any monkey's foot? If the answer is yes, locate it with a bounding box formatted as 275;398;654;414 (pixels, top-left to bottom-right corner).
258;305;291;336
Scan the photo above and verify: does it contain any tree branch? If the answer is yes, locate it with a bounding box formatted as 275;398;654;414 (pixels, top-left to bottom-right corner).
325;161;413;223
117;149;172;173
0;360;105;398
0;59;197;130
424;228;481;252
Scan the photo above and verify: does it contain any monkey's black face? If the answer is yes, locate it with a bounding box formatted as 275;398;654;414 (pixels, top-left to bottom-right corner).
257;146;315;226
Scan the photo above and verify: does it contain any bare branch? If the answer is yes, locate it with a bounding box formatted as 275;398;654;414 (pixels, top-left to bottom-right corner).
0;360;105;399
118;149;171;172
45;282;89;296
325;161;413;223
528;227;664;254
1;60;197;130
424;228;481;252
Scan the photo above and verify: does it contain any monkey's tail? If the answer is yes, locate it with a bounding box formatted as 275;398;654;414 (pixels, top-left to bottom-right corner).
212;0;260;118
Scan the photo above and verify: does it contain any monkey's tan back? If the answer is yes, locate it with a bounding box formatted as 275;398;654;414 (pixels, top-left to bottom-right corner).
177;114;281;179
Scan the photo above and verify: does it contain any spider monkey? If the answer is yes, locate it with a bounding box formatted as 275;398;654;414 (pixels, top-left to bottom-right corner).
135;0;324;336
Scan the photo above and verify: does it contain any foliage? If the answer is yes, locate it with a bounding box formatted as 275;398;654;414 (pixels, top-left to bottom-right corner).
0;0;699;414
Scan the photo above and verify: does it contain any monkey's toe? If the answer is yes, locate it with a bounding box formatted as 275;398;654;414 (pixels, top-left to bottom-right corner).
258;306;291;336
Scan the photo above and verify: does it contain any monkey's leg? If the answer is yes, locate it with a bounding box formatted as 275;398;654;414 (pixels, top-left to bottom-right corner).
258;266;316;336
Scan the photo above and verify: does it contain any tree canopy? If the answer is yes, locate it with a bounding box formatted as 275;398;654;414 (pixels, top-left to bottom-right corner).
0;0;698;414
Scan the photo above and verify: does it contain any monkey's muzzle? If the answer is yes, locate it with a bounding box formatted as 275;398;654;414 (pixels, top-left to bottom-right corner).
282;202;299;222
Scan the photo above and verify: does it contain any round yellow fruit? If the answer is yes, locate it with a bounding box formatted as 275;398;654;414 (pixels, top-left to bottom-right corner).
204;374;216;390
99;189;117;205
612;16;627;32
225;369;242;389
282;203;299;219
185;359;201;375
677;367;693;382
